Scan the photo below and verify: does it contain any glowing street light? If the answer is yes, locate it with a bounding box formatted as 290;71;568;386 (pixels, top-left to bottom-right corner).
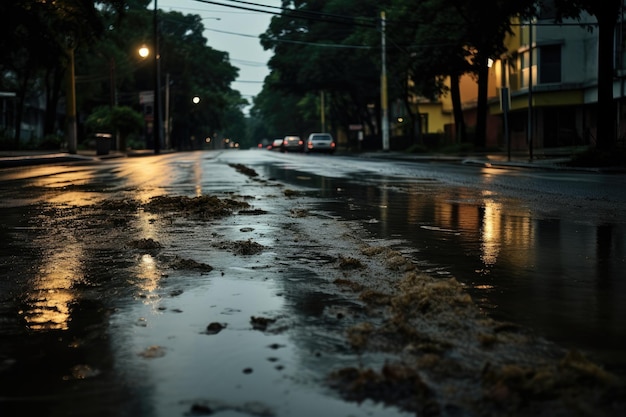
138;45;150;59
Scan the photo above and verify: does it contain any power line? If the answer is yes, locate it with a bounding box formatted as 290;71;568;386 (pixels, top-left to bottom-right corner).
230;57;268;67
192;0;377;28
160;3;251;15
204;26;373;49
191;0;284;17
221;0;376;27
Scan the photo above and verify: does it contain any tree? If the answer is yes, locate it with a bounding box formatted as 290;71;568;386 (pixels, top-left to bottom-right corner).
428;0;536;148
0;0;126;147
259;0;385;140
156;10;240;149
1;0;245;151
258;0;538;150
387;0;473;144
252;72;316;138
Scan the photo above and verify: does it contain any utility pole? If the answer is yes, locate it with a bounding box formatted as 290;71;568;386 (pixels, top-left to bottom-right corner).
381;11;390;151
527;20;533;161
165;72;170;150
500;60;510;162
320;90;325;132
153;0;162;154
66;47;77;154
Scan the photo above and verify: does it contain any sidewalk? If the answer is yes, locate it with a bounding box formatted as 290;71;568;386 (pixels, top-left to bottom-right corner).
0;149;155;169
360;148;626;173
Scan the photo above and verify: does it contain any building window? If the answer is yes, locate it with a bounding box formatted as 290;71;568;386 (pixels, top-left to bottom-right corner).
520;49;535;88
540;44;561;84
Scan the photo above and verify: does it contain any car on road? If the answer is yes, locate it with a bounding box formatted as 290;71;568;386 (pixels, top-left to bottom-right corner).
281;135;304;152
268;138;284;151
305;133;336;154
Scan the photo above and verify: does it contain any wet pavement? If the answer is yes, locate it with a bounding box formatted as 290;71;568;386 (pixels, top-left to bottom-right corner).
0;149;624;417
0;152;413;416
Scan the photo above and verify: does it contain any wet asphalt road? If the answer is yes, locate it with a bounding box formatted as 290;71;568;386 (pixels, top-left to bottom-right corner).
0;149;625;417
0;150;415;417
240;149;626;373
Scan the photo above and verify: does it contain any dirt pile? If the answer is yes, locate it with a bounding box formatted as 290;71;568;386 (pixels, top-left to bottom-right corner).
325;245;625;416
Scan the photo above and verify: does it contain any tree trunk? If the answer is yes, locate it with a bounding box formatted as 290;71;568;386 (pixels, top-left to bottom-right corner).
44;65;63;137
14;69;32;148
400;94;419;145
450;74;466;143
474;56;489;149
594;4;619;151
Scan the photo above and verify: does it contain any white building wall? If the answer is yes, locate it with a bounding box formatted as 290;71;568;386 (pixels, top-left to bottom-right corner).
534;14;598;86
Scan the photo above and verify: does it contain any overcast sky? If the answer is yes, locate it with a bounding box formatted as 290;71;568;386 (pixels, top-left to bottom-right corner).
156;0;282;114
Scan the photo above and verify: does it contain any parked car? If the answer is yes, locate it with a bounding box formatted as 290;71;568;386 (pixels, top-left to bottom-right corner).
305;133;335;154
268;138;283;151
281;135;304;152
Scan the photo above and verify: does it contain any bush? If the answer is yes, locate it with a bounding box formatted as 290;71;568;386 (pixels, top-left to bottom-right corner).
85;105;144;151
85;106;113;135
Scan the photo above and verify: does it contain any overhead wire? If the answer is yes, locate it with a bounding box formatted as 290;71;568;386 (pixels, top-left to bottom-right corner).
203;26;372;49
189;1;590;53
213;0;376;27
192;0;377;28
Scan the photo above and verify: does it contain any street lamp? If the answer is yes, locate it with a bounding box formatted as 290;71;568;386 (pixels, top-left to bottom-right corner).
138;45;150;59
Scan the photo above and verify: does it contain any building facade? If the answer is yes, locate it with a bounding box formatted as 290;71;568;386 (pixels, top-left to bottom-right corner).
489;7;626;152
399;5;626;153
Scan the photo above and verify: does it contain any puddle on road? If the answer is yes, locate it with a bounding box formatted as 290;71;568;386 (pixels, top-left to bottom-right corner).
260;162;626;376
109;268;402;417
0;175;411;417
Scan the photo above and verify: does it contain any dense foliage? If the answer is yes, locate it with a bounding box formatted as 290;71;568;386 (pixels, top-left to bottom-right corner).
254;0;539;148
0;0;245;150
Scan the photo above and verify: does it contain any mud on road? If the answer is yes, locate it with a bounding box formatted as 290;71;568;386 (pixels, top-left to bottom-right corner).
0;161;624;417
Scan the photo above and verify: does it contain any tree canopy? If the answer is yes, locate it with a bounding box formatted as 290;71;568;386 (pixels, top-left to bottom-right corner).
0;0;248;150
255;0;539;147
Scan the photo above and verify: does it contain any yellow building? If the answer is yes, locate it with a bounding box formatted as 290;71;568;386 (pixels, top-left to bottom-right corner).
399;9;624;153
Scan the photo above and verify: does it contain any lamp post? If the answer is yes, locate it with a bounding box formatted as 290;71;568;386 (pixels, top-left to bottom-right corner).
65;46;77;154
380;11;390;152
153;0;162;154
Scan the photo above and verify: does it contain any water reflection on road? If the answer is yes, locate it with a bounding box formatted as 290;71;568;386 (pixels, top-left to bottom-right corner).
261;161;626;375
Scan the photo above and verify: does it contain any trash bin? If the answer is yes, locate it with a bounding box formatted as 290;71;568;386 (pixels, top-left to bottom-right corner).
95;133;112;156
